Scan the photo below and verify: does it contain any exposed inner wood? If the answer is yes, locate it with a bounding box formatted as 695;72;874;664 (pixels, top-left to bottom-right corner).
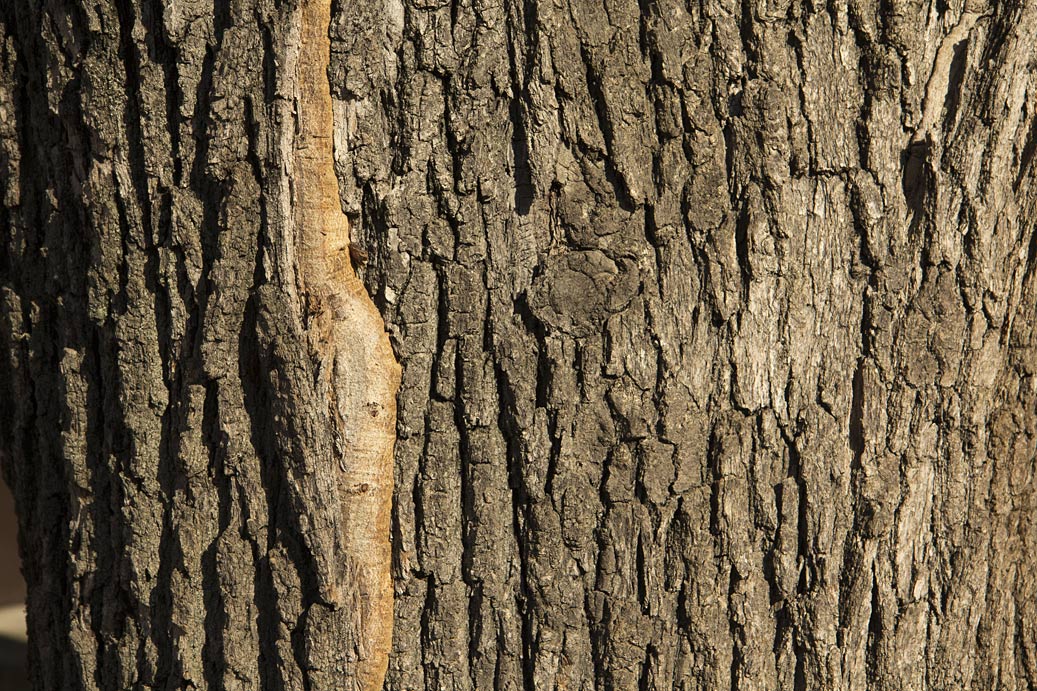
295;1;401;689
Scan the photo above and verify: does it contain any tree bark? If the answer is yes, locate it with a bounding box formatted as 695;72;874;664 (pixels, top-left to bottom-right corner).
2;0;1037;690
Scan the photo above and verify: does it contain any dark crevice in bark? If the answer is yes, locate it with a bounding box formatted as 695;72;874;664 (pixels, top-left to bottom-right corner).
785;28;812;175
578;44;636;210
849;359;865;474
901;140;931;236
487;341;537;690
503;0;535;217
97;332;137;689
513;292;549;409
260;22;278;118
111;164;134;317
81;328;108;691
727;567;744;691
586;592;607;689
154;192;176;379
201;380;231;691
793;641;806;691
456;329;480;691
940;39;969;137
722;105;740;205
254;555;280;691
508;98;533;216
836;369;868;651
146;1;184;186
150;379;180;687
112;0;157;255
734;201;751;301
737;0;759;75
1024;224;1037;283
189;3;231;335
242;306;279;548
706;424;723;544
636;530;648;614
466;582;484;690
866;566;882;682
290;606;314;691
638;643;655;691
411;419;431;576
418;577;433;688
240;293;284;691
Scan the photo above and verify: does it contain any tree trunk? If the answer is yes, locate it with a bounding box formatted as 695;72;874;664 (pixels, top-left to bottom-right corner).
2;0;1037;689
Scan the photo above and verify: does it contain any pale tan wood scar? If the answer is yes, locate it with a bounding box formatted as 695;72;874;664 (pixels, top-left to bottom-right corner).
295;2;401;690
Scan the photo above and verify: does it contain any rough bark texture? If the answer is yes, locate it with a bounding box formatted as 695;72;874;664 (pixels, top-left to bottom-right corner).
2;1;1037;691
0;1;398;689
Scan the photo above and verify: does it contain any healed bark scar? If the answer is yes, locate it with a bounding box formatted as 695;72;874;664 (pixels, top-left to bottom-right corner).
295;1;401;689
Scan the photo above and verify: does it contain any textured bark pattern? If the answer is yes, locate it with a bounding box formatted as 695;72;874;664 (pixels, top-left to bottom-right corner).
2;0;1037;691
0;1;397;689
331;0;1037;689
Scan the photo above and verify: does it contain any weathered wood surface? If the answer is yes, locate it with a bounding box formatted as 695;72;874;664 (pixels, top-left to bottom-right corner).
2;0;1037;690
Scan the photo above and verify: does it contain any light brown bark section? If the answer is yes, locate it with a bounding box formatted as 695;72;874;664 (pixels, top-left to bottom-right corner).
296;2;401;689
